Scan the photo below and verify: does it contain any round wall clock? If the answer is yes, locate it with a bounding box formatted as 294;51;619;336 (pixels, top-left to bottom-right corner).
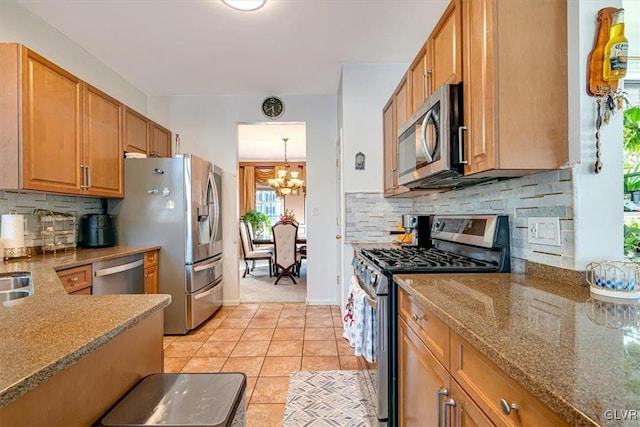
262;96;285;119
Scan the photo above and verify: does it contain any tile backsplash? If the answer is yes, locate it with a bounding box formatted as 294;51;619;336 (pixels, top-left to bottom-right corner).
0;191;104;249
345;168;574;272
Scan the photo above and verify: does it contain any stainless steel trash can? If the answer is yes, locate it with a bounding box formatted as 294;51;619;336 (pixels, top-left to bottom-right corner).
99;373;246;427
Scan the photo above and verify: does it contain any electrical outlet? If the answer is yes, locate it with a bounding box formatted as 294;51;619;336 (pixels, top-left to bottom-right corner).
527;217;562;246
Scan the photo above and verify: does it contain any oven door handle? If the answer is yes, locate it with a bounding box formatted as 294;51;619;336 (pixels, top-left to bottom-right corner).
364;293;377;309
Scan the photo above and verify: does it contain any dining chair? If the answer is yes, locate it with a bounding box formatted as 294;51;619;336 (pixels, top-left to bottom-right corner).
272;220;301;285
246;220;273;254
296;245;307;277
239;220;272;278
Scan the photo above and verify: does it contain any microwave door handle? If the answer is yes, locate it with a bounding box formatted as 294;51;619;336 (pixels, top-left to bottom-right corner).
458;126;468;164
421;110;434;163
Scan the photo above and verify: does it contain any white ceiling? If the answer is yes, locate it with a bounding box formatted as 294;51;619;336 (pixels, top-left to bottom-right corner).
16;0;449;160
16;0;450;96
238;122;306;161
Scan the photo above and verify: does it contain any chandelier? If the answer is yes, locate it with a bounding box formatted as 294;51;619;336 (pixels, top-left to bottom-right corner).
267;138;304;198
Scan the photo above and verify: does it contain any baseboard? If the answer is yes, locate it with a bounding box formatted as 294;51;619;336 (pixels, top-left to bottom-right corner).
223;299;241;306
306;298;338;306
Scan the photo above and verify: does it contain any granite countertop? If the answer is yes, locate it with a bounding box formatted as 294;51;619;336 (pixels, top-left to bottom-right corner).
395;273;640;427
0;246;170;408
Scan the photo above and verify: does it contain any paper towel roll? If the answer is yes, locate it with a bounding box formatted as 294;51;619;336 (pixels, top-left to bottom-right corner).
1;214;25;249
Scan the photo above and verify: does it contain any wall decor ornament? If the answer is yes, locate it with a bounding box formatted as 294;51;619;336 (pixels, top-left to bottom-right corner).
355;152;365;170
586;7;629;174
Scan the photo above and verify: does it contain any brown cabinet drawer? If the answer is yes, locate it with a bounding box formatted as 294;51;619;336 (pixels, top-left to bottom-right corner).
399;288;450;369
69;286;92;296
144;250;158;267
450;331;569;427
57;264;92;294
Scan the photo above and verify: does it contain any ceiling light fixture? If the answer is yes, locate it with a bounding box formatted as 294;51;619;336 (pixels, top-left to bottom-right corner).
267;138;305;198
221;0;266;12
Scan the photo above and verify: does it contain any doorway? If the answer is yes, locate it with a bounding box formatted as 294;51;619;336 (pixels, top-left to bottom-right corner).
237;122;308;303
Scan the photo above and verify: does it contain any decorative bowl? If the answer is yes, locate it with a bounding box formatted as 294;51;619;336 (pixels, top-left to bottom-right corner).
586;261;640;299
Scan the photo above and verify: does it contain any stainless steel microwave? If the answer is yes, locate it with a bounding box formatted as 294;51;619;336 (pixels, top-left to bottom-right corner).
397;83;464;189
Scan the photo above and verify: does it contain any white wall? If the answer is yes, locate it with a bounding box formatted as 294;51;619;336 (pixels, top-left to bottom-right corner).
568;0;624;268
151;95;338;305
0;0;148;113
341;63;408;193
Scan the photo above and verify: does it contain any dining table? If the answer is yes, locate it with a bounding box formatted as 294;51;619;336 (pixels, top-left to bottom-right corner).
252;236;307;245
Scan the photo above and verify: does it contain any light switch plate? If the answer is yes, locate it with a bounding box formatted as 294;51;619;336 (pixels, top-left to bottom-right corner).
527;217;562;246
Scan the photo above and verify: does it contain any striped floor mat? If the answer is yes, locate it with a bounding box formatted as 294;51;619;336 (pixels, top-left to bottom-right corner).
283;370;377;427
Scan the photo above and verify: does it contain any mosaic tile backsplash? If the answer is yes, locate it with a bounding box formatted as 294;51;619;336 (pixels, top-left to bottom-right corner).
345;168;574;271
0;191;104;249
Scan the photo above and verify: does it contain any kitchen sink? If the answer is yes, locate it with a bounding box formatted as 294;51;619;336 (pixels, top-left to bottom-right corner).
0;272;34;304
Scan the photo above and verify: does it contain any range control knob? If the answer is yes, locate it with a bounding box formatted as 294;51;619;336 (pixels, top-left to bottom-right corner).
369;273;377;286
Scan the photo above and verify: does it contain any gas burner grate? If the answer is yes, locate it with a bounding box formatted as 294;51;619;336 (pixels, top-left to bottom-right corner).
361;247;498;271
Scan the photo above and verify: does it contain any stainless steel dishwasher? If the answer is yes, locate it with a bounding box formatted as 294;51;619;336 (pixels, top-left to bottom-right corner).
92;254;145;295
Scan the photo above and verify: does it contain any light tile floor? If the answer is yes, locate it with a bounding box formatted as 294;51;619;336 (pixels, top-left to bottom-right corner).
163;303;359;427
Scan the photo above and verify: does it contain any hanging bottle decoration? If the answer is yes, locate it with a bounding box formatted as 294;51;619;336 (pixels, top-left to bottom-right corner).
603;8;628;82
586;7;629;173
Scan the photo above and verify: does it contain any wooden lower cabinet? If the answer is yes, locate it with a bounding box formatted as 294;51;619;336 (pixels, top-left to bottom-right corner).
450;331;569;427
143;250;159;294
448;381;494;427
397;287;569;427
57;264;92;295
0;310;163;427
398;317;450;427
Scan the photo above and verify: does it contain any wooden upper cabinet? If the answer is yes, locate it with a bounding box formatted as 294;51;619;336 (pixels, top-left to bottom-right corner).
383;98;396;194
124;107;149;154
427;0;462;94
462;0;568;176
394;76;409;129
382;76;411;197
408;47;428;113
149;121;171;158
83;84;124;197
21;47;84;194
0;44;124;197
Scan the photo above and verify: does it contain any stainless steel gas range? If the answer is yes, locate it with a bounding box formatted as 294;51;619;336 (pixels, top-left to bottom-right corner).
351;214;510;427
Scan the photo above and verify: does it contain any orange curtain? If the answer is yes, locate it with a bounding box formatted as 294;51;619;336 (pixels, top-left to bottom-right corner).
255;167;276;184
241;166;256;215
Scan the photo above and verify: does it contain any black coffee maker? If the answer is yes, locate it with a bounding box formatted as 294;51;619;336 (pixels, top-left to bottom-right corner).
400;214;433;247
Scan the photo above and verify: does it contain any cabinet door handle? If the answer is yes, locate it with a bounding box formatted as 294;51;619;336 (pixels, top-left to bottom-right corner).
499;398;519;415
86;165;91;188
458;126;468;165
80;165;88;189
425;69;432;97
443;398;456;427
436;388;449;427
412;313;423;322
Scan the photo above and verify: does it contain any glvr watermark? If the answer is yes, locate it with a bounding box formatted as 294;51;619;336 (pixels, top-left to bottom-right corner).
604;409;639;421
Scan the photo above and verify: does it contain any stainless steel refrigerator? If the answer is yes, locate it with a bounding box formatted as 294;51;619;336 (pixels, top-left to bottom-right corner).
109;154;223;334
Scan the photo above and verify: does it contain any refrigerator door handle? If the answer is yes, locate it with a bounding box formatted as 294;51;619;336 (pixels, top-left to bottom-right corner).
210;172;220;247
194;260;218;272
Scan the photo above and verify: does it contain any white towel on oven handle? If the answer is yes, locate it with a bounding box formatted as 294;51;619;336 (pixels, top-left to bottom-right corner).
343;275;376;363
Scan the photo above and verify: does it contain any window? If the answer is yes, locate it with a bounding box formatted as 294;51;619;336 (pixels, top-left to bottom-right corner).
255;185;284;233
